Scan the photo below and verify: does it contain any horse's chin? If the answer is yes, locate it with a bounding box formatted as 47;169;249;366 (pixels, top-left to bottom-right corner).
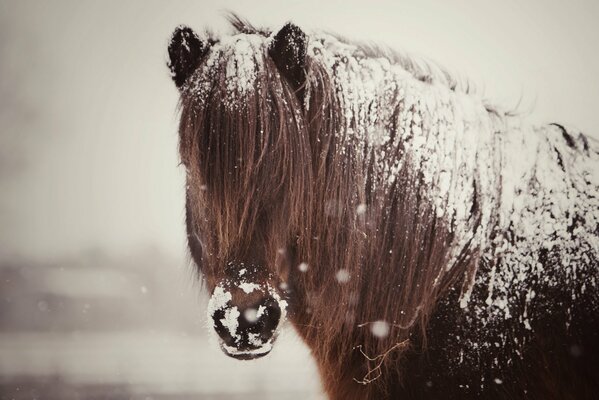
220;342;273;360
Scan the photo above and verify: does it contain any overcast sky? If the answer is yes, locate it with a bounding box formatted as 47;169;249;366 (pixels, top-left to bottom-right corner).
1;0;598;262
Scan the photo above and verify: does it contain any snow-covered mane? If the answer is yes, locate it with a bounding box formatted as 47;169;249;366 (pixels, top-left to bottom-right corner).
228;14;481;97
168;15;599;399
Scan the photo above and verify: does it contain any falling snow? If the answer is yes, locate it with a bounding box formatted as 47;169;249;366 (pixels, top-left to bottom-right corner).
370;320;391;338
298;262;309;273
356;203;367;215
335;269;350;283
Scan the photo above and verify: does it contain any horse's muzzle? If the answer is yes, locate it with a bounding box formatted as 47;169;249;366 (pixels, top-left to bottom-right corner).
207;276;287;360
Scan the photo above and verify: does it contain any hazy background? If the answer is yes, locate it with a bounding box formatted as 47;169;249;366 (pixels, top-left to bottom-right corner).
0;0;597;399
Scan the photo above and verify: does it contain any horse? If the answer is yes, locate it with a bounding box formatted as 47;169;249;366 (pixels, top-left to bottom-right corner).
166;15;599;399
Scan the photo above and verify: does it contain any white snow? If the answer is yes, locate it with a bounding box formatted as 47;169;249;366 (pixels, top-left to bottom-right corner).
206;286;232;320
298;262;309;272
239;282;261;294
221;306;240;338
356;203;367;215
244;308;259;324
370;320;390;338
335;269;350;283
186;33;265;109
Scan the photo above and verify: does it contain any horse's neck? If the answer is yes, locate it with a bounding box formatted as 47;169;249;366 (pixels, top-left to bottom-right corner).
315;37;598;256
322;46;499;244
311;36;599;348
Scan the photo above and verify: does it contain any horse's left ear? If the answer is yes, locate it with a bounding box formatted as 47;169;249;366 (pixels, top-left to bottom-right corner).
268;23;308;95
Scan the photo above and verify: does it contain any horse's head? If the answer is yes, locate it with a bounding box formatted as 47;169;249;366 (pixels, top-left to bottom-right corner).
168;21;312;359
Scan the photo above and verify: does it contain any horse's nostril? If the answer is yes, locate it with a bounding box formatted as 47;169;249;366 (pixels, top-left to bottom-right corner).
212;308;239;346
258;302;281;336
244;299;282;341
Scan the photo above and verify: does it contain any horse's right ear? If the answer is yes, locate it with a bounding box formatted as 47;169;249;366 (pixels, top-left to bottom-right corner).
168;25;209;89
268;23;308;95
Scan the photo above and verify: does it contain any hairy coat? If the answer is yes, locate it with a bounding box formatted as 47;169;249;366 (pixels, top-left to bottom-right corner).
168;17;599;399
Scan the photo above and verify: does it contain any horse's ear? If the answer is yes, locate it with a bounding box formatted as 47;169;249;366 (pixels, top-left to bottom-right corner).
168;25;209;89
268;23;308;95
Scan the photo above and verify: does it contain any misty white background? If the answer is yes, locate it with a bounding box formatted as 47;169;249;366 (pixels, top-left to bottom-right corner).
0;0;597;398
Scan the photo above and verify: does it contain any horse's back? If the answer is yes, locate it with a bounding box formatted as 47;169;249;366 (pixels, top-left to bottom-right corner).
395;123;599;398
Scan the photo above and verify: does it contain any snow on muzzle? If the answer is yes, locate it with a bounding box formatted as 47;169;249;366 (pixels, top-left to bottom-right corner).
207;267;288;360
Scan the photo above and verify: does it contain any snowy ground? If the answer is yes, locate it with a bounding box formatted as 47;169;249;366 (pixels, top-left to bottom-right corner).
0;252;324;399
0;330;324;399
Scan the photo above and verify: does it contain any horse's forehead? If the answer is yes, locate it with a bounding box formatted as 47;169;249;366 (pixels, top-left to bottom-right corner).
212;33;267;70
197;33;267;98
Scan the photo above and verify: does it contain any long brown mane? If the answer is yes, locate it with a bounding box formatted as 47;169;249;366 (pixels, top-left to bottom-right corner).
179;34;312;275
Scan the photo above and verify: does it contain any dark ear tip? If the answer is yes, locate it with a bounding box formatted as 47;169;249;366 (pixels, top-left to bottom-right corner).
280;22;305;36
167;25;206;89
169;25;198;45
271;22;307;49
168;25;199;57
